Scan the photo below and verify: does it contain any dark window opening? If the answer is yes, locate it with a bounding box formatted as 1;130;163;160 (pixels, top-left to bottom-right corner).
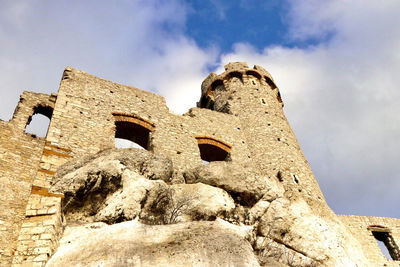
277;91;284;106
265;76;277;89
261;98;267;105
196;137;231;163
276;171;283;182
371;229;400;261
25;105;53;138
211;80;224;91
200;96;208;107
115;121;151;149
113;114;155;150
228;71;243;81
292;174;299;184
198;143;229;163
246;70;262;80
199;95;215;110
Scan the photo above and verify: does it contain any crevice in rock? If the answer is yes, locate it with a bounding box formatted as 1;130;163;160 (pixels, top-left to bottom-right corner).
226;190;256;208
254;236;320;267
272;237;321;265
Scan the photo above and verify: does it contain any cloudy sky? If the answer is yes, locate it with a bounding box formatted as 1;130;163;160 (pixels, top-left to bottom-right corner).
1;0;399;218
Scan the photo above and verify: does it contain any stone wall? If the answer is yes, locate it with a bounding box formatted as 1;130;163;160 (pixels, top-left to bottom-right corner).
0;92;56;266
340;215;400;266
43;67;252;175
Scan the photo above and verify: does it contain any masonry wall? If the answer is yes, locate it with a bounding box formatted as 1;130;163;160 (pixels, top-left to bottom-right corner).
44;67;252;180
0;92;56;266
340;215;400;266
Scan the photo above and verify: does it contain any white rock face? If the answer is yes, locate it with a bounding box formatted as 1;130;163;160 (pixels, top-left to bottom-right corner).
46;220;260;267
95;169;168;223
184;162;283;204
169;183;235;221
50;149;236;225
258;197;370;266
47;149;372;266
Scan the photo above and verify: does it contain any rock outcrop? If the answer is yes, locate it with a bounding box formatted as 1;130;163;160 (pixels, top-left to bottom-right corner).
47;220;259;267
46;148;371;266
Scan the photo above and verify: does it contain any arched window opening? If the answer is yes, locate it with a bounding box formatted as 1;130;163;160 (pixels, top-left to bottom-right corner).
211;79;224;92
113;113;154;150
246;70;262;86
25;105;53;138
368;226;400;261
196;136;231;163
265;76;277;89
228;71;243;84
227;71;243;86
246;70;262;80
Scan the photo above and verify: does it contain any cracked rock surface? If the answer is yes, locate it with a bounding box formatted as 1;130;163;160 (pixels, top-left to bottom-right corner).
47;220;260;267
48;149;370;266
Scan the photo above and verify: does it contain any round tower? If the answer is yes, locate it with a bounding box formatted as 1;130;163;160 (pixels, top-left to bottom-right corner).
199;62;325;201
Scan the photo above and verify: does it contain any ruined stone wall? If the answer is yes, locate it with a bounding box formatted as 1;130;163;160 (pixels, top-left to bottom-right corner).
340;215;400;266
0;92;56;266
44;67;252;178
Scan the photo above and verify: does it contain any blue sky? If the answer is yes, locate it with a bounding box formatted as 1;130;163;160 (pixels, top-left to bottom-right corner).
1;0;400;219
185;0;288;51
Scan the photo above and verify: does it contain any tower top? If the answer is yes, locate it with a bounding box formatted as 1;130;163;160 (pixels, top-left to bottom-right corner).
198;62;280;109
201;62;276;96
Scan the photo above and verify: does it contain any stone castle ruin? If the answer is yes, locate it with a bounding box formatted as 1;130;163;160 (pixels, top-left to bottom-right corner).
0;62;399;266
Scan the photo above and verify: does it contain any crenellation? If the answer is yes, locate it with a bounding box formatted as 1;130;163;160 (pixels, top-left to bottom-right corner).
224;62;249;72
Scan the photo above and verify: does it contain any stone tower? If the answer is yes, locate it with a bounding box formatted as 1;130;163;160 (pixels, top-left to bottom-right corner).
199;62;324;201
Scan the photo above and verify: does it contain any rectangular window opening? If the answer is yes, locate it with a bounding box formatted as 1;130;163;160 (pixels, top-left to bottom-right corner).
372;230;400;261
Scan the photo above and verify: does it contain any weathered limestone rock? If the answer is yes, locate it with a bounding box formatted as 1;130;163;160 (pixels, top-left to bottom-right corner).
46;220;260;267
50;148;173;224
257;197;370;266
46;148;374;266
169;183;235;221
248;199;271;224
52;148;173;186
95;170;168;224
50;149;236;225
184;162;283;206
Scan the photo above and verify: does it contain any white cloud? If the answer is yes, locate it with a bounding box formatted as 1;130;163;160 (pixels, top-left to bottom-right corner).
0;0;214;122
220;0;400;217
